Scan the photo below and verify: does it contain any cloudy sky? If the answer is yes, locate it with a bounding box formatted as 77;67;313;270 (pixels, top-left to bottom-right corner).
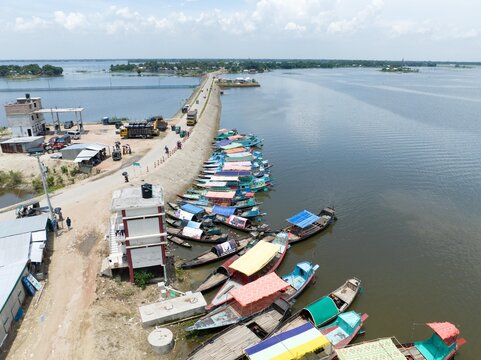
0;0;480;61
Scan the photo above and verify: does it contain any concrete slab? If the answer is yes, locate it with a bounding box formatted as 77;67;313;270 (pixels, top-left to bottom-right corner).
139;292;207;327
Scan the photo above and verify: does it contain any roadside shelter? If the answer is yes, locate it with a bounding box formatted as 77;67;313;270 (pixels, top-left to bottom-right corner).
0;136;44;154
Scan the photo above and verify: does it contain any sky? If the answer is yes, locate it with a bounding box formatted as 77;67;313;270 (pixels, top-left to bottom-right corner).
0;0;480;61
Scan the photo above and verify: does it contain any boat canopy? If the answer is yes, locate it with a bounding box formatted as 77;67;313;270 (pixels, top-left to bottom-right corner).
212;205;236;216
426;322;460;346
302;296;340;327
175;209;194;221
227;215;248;228
209;176;239;182
229;241;279;276
335;338;405;360
206;191;236;199
199;181;228;188
338;311;362;333
180;203;205;215
321;311;362;346
215;170;251;176
215;139;231;147
186;220;201;229
182;227;203;239
245;322;330;360
287;210;320;229
225;155;254;162
226;152;253;158
223;164;252;171
224;147;247;154
221;142;243;150
228;135;244;141
230;273;289;307
213;239;237;257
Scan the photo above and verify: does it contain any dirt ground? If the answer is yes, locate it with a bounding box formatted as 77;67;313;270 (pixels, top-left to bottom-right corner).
0;122;178;187
0;73;221;360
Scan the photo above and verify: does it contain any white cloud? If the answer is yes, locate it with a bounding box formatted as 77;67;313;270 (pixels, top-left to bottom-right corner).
14;16;50;32
54;11;87;31
285;22;306;32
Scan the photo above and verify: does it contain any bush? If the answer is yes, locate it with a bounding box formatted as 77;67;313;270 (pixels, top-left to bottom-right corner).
69;167;79;177
31;177;43;193
60;165;69;174
56;177;64;187
46;175;55;188
134;271;154;289
0;170;24;188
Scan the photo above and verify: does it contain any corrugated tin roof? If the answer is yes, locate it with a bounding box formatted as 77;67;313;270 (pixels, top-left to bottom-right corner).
0;261;28;313
30;242;45;263
74;149;100;162
287;210;320;229
0;215;48;238
62;143;106;151
1;136;44;144
0;233;31;266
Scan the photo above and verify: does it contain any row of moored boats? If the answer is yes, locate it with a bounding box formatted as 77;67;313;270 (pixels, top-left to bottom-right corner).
164;128;465;360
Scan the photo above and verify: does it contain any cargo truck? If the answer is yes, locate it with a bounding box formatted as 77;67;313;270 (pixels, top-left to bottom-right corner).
120;121;159;139
186;109;198;126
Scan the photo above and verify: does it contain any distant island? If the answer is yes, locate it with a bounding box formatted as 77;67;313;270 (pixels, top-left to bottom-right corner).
381;65;419;73
0;64;63;79
110;59;440;75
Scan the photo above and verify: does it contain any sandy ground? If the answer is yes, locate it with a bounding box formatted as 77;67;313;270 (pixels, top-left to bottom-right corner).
0;73;221;360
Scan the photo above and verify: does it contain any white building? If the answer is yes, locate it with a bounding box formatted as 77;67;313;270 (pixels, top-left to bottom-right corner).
0;215;49;348
105;185;167;283
4;95;46;137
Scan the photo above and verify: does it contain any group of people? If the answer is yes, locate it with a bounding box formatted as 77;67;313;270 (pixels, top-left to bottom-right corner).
164;141;183;155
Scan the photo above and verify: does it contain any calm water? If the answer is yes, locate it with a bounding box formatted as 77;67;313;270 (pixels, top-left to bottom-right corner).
214;67;481;358
2;62;480;357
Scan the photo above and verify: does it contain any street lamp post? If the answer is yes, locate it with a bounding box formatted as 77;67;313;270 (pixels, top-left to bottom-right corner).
34;154;55;221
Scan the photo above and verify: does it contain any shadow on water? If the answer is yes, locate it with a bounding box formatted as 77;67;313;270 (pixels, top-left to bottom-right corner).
0;189;35;209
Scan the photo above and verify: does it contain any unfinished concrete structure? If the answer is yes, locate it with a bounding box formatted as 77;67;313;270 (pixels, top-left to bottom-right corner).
4;95;46;137
105;184;168;283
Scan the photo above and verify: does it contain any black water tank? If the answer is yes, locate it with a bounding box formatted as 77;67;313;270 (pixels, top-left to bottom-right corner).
141;183;153;199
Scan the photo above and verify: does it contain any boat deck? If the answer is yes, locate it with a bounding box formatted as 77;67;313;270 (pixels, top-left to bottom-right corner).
399;345;426;359
188;308;283;360
273;316;308;336
283;274;305;290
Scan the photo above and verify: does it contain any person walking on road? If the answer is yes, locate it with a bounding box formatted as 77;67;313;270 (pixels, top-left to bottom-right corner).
66;217;72;230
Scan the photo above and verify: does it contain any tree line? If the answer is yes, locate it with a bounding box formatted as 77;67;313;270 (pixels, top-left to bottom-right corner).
0;64;63;78
110;59;440;74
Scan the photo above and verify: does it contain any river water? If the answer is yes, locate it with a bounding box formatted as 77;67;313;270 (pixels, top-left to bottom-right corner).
217;67;481;358
1;61;480;357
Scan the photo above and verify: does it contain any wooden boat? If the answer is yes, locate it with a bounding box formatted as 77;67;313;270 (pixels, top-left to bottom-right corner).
165;218;184;228
332;322;466;360
166;235;191;248
215;214;270;233
239;206;266;219
283;207;336;244
194;234;277;293
206;232;289;310
195;255;239;293
270;277;362;337
245;311;368;360
180;237;252;269
186;262;317;332
166;227;229;244
166;201;179;210
186;299;292;360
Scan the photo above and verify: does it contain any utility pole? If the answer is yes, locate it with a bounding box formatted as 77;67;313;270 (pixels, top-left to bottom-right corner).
34;154;55;220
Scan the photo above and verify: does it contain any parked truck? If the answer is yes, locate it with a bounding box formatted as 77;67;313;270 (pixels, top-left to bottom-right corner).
149;116;168;132
186;109;198;126
120;121;159;139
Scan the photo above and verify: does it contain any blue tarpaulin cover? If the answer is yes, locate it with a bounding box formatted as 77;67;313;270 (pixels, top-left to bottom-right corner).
212;205;237;216
215;139;232;147
180;203;205;215
287;210;320;229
